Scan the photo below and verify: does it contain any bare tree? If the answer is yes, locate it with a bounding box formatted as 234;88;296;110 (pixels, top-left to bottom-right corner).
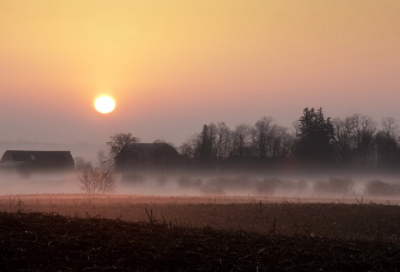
287;120;301;156
272;126;294;157
375;117;399;167
207;123;218;157
381;117;399;139
352;114;377;164
178;134;200;159
97;150;114;170
74;157;92;172
292;120;301;137
78;166;116;194
215;122;232;159
250;116;278;158
231;123;251;157
332;116;356;164
76;153;115;194
106;133;140;172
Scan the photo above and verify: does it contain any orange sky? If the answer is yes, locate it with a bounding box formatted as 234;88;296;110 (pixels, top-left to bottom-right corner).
0;0;399;145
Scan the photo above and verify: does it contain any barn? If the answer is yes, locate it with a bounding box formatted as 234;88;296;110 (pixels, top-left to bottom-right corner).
117;143;181;173
0;150;75;175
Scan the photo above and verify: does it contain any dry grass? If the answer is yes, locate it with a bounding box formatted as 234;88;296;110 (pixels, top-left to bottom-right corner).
1;194;400;241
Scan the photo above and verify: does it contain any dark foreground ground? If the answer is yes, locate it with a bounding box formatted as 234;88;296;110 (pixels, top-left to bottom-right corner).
1;212;399;272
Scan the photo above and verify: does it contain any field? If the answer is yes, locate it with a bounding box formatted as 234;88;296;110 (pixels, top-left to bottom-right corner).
1;194;400;271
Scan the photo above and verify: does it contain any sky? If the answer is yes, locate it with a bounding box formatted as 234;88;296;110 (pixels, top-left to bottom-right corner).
1;0;400;147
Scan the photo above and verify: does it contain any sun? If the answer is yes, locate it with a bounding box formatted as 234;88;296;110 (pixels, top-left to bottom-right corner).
94;96;115;114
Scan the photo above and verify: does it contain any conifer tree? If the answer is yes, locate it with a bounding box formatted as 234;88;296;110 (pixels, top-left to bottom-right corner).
295;108;335;164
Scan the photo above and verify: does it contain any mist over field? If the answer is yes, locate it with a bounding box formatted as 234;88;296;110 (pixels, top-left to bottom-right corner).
2;2;400;271
1;169;400;204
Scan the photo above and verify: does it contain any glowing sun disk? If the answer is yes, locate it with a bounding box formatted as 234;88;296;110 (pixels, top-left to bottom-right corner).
94;96;115;114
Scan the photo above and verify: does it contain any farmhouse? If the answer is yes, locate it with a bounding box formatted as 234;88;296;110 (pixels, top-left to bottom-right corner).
0;150;74;174
117;143;181;173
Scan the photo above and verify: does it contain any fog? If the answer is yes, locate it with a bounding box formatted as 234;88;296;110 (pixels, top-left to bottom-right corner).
1;170;400;204
117;173;400;200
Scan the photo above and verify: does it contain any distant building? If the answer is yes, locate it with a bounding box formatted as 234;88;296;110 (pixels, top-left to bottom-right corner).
0;150;74;175
117;143;181;173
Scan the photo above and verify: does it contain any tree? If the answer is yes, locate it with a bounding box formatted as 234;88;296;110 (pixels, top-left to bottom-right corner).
351;114;377;165
178;134;200;159
97;150;114;170
381;117;399;139
295;107;335;164
332;116;356;164
78;166;116;194
207;123;219;158
375;117;399;168
74;157;92;172
231;124;251;157
198;125;212;160
215;122;232;159
250;116;277;158
192;123;228;169
272;126;294;157
106;133;140;172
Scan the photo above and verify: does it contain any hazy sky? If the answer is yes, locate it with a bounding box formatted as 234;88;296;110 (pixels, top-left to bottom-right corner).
1;0;399;146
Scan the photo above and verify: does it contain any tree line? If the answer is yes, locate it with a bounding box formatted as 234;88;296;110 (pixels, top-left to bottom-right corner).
177;107;400;172
78;107;400;175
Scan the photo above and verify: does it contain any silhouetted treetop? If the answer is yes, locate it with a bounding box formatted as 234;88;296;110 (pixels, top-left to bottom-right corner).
106;133;140;172
295;107;334;164
172;109;400;173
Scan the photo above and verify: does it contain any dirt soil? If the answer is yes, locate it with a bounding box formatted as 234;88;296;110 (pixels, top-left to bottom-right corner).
1;211;400;271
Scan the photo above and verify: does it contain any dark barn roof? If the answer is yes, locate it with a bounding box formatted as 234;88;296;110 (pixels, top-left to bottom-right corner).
117;143;181;173
126;143;180;159
0;150;74;172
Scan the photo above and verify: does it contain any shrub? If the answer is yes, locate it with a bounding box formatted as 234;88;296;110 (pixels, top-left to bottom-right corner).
313;177;354;195
78;167;116;194
156;175;168;187
121;172;146;184
74;157;92;172
201;185;226;196
201;176;255;192
365;179;400;196
277;180;295;190
296;180;308;192
255;178;281;195
277;180;308;192
176;176;204;188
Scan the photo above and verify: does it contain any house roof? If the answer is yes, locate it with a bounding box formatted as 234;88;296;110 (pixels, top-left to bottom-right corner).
126;143;179;159
0;150;74;170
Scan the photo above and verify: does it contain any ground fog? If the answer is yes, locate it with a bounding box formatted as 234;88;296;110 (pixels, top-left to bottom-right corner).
1;171;400;202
